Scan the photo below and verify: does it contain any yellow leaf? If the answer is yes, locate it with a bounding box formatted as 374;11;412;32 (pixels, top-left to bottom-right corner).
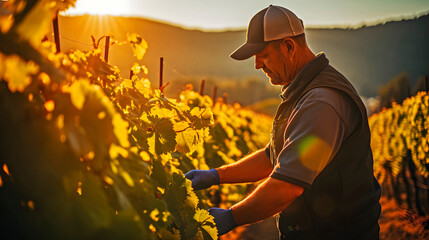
104;176;114;185
185;179;199;208
4;55;39;92
176;127;199;154
194;209;218;240
157;187;165;194
190;107;202;117
0;14;14;33
131;63;141;75
120;170;134;187
112;114;130;148
109;143;128;159
38;72;50;85
69;79;89;110
150;208;160;221
202;224;218;240
129;146;138;154
194;208;212;223
162;211;171;222
135;78;152;97
160;152;172;165
77;181;82;196
16;0;54;46
142;66;149;75
127;33;148;60
110;162;118;174
139;151;151;161
121;79;133;88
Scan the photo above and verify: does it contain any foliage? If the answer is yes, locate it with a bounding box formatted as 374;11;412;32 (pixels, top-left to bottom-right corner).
369;91;429;182
0;0;272;239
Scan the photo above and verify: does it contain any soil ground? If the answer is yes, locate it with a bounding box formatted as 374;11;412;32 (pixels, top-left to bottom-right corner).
219;197;429;240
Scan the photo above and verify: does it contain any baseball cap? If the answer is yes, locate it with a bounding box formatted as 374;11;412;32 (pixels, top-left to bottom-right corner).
230;5;304;60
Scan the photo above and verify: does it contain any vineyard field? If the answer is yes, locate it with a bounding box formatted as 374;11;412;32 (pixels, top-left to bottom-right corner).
1;1;428;239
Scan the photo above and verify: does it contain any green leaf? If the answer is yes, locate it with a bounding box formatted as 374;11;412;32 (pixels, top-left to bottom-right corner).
157;228;181;240
203;143;225;169
163;173;187;209
184;178;199;209
150;160;170;189
176;128;199;154
147;117;176;155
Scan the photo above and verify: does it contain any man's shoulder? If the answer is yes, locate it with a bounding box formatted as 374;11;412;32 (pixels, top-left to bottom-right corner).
296;87;360;131
298;87;351;109
318;64;348;82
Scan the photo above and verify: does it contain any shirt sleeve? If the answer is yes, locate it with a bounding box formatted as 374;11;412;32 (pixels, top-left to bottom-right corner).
264;143;271;158
270;98;346;189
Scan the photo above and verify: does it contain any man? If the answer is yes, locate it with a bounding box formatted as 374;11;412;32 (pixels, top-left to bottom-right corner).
185;5;381;239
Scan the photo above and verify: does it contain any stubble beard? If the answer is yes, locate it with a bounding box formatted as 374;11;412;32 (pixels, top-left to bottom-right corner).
267;73;286;86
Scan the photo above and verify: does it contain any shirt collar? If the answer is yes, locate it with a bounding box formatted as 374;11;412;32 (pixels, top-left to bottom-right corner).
280;52;328;100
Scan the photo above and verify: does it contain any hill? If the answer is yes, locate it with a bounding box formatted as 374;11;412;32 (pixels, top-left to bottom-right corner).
54;14;429;105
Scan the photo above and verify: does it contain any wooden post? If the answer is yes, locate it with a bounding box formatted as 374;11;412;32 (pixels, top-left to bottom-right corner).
159;57;164;91
222;92;228;104
53;13;61;53
212;86;217;103
199;79;205;96
104;35;110;62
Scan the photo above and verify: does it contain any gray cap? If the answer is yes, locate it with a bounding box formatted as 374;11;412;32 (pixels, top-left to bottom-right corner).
230;5;304;60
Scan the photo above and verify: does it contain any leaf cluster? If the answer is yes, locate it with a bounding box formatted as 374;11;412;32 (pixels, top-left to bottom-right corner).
0;1;273;239
369;92;429;182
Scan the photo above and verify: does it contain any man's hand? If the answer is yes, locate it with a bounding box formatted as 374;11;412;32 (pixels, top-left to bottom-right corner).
209;208;237;236
184;169;220;190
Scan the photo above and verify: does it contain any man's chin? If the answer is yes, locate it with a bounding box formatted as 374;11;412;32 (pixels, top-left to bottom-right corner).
269;77;283;86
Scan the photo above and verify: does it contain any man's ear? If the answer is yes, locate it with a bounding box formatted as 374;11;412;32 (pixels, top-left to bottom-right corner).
281;38;296;57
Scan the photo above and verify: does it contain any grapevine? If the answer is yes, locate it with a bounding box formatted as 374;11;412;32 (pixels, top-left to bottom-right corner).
0;0;273;239
369;92;429;181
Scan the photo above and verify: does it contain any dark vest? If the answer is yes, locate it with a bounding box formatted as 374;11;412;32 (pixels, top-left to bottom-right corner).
270;54;381;240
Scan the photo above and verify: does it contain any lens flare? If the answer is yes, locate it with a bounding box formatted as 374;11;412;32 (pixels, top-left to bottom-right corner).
298;135;331;171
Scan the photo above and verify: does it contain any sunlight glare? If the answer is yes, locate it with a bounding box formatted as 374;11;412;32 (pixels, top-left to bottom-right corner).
64;0;132;16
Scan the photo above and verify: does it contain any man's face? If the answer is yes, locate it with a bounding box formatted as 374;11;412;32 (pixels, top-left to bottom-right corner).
254;41;291;86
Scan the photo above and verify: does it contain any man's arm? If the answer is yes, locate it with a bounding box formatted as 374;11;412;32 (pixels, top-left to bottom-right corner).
216;148;272;184
185;148;272;190
209;177;303;235
231;177;303;225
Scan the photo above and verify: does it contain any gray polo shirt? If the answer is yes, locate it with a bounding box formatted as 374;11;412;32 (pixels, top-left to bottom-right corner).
268;87;360;189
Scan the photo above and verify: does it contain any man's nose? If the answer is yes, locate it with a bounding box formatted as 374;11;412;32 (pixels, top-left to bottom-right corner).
255;56;263;69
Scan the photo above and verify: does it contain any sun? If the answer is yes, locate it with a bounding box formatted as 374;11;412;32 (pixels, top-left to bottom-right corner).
63;0;132;16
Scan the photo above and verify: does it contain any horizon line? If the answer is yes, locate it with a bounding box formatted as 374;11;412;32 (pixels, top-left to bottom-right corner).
60;10;429;32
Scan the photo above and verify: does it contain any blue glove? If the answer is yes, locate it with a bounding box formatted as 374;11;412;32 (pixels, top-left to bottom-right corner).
185;169;219;190
209;208;237;236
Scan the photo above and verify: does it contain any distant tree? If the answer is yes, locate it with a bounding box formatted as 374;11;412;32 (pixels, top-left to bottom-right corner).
412;76;429;95
378;72;411;108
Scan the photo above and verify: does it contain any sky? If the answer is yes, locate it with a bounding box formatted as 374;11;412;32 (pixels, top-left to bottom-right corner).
63;0;429;30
